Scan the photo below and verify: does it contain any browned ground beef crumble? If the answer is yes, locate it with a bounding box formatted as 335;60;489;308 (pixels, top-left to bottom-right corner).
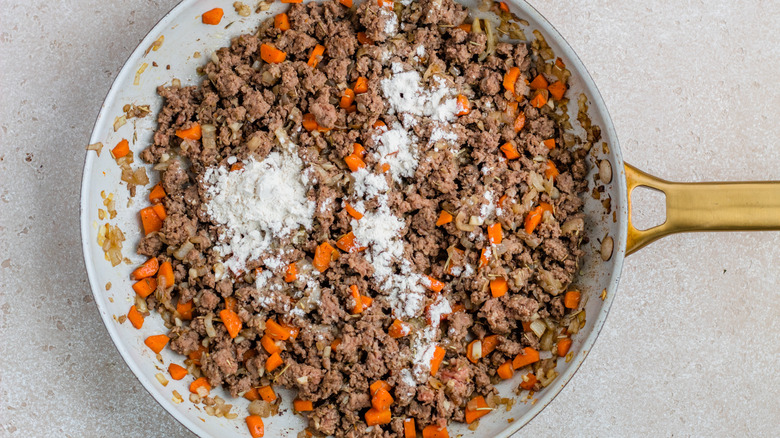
138;0;589;436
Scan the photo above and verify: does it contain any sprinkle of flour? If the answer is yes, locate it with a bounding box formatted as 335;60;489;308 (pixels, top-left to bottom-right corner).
204;150;314;274
412;294;451;380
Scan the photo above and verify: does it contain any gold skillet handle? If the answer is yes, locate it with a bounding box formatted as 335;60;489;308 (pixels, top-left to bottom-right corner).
625;163;780;255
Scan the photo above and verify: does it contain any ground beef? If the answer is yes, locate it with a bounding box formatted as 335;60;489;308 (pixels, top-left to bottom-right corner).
137;1;591;436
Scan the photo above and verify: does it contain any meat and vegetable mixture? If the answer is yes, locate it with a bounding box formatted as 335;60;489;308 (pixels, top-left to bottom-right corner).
128;0;590;436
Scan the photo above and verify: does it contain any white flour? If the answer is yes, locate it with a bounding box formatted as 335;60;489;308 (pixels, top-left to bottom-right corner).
204;150;314;274
381;63;458;122
350;168;427;318
375;122;420;182
411;294;451;381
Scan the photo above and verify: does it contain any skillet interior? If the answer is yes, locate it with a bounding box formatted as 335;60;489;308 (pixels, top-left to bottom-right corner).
80;0;627;435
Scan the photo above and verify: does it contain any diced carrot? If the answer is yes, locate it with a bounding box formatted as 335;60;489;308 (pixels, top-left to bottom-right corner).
243;387;260;401
490;277;508;297
482;334;500;355
345;202;364;220
336;231;366;253
455;94;470;116
312;242;336;273
140;207;163;235
339;0;353;7
555;57;566;68
246;415;264;438
132;277;157;298
548;81;566;100
521;321;532;332
344;154;366;172
500;142;521;160
498;1;509;12
513;113;526;133
168;363;188;380
152;203;167;221
564;290;580;309
478;248;490;269
422;425;449;438
503;67;520;94
372;120;386;130
524;203;553;234
157;261;174;289
260;43;286;64
545;160;559;181
370;380;391;397
190;377;211;394
352;143;366;158
340;88;356;109
202;8;223;25
436;210;453;226
258;385;277;402
543;138;556;150
331;338;342;351
265;319;294;341
425;276;445;293
175;123;202;140
112;139;130;158
230;162;245;172
176;300;193;320
345;104;357;113
144;334;169;354
529;74;548;90
357;31;373;45
307;44;325;68
274;13;290;31
457;23;472;32
465;396;490;424
530;90;548;108
219;309;242;339
188;345;207;366
371;388;394;411
261;335;281;354
430;345;445;376
498;194;508;208
404;418;416;438
362;295;373;309
512;347;540;369
265;352;283;372
149;183;166;203
349;284;364;314
365;407;391;426
127;305;144;329
302;113;319;132
377;0;394;8
284;263;297;283
557;338;573;357
294;399;314;412
388;319;411;338
466;335;500;363
281;0;302;3
487;223;502;245
519;373;538;390
497;361;514;380
380;163;390;173
354;77;368;93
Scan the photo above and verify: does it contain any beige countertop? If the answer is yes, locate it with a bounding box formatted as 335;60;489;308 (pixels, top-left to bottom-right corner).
1;0;779;436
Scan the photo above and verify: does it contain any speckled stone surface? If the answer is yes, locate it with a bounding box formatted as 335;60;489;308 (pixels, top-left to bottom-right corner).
1;0;779;436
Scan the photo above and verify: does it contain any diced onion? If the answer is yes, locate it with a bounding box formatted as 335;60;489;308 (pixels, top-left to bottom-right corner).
471;340;482;360
529;320;547;338
174;241;194;260
204;314;217;338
